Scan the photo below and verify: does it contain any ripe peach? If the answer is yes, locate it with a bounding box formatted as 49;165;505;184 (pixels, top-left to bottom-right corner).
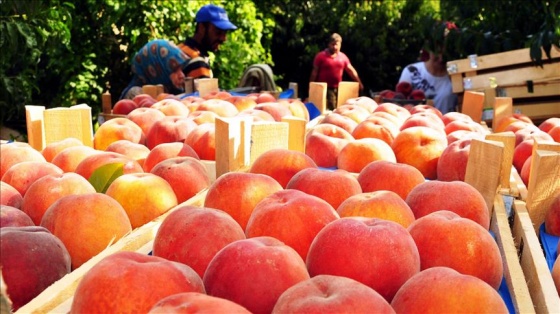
0;142;46;179
143;142;200;173
391;267;508;313
21;172;96;225
368;111;403;128
105;139;150;167
333;104;371;124
132;93;157;107
357;160;425;200
319;112;359;134
352;118;399;145
305;124;354;168
444;119;487;135
374;102;411;124
74;151;144;180
406;180;490;229
70;251;205;313
504;120;538;134
286;168;362;210
235;108;276;122
249;148;318;188
343;96;379;113
278;98;310;121
148;292;251;314
153;205;246;278
226;95;258;112
0;205;34;228
50;145;100;173
514;127;553;146
437;137;473;182
126;107;166;136
254;102;293;121
196;99;239;117
337;138;396;173
105;173;178;229
1;226;71;311
549;125;560;142
272;275;395;314
446;129;485;145
409;104;443;119
185;122;216;161
203;236;310;314
41;137;84;162
520;155;532;186
441;111;474;126
408;210;503;289
400;111;446;133
189;110;219;124
41;193;132;269
151;98;190;116
150;157;211;204
145;116;198;150
255;92;277;104
306;217;420;302
1;161;63;197
245;189;339;261
539;117;560;133
112;98;139;115
544;192;560;236
0;181;23;209
93;117;145;151
512;138;536;173
204;172;283;230
337;191;416;228
391;126;448;179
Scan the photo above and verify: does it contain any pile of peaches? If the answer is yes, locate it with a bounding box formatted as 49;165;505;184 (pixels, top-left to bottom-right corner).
1;91;559;313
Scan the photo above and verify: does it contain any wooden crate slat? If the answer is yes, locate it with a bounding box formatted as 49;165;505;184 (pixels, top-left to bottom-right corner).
498;78;560;98
464;62;560;92
513;102;560;120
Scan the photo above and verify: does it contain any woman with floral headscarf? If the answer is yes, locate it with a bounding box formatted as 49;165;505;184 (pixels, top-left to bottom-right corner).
120;39;189;100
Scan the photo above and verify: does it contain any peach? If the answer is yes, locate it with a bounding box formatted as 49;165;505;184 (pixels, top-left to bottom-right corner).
400;111;446;133
105;139;150;167
0;205;34;228
149;292;251;314
539;117;560;133
333;104;371;124
406;180;490;229
145;116;198;150
437;137;473;182
0;181;23;209
226;95;258;112
278;98;310;121
544;192;560;236
70;251;205;313
374;102;411;124
126;107;166;136
306;217;420;302
357;160;425;200
21;172;96;225
342;96;379;113
337;191;416;228
493;115;521;133
249;148;318;188
272;275;395;314
204;172;283;230
352;118;399;145
255;92;277;104
203;236;310;314
0;226;71;311
254;102;293;122
0;142;46;179
444;119;487;135
112;98;139;115
245;189;339;261
203;90;232;100
446;129;485;145
1;161;63;197
305;124;354;168
409;104;443;119
41;193;132;269
514;127;553;146
133;93;157;107
391;267;508;313
196;99;239;117
337;138;396;173
391;126;448;180
105;173;178;229
74;151;144;180
143;142;200;173
93;117;145;151
319;112;358;134
441;111;474;126
286;168;362;210
408;210;503;289
504;120;538;134
549;125;560;142
189;110;219;124
150;157;211;204
151;98;190;116
51;145;100;173
520;155;532;186
512;138;536;173
41;137;84;162
368;111;403;128
184;122;216;161
153;205;246;278
235;108;276;122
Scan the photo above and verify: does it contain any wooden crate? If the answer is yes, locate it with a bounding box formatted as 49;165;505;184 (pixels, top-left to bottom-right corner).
447;46;560;124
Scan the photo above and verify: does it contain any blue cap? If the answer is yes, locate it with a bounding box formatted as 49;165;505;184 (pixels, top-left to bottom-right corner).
196;4;237;31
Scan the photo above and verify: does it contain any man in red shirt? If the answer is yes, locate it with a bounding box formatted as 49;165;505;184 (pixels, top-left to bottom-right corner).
310;33;363;110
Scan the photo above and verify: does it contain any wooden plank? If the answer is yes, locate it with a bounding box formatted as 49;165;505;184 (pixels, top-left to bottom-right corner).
308;82;327;114
196;78;219;98
141;85;158;99
25;105;46;151
450;73;464;94
214;117;251;178
101;92;112;114
289;82;298;99
461;90;485;122
43;104;94;148
491;194;535;314
336;81;359;108
497;79;560;98
511;199;560;314
281;116;306;152
465;139;504;215
511;166;529;201
248;121;289;165
513;102;560;120
464;62;560;91
525;150;560;234
16;190;208;314
485;132;515;191
492;97;513;134
446;47;560;75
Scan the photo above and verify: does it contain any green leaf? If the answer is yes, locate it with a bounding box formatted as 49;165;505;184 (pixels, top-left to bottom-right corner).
89;162;125;193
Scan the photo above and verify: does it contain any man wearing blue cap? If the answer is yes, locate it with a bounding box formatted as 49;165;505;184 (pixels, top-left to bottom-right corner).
179;4;237;79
